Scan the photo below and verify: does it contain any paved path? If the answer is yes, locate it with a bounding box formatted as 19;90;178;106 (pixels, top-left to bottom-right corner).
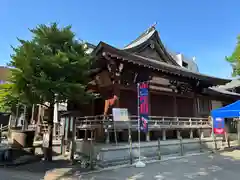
0;150;239;180
79;151;240;180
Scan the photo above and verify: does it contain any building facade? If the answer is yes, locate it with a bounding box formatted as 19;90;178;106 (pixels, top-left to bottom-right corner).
76;26;240;143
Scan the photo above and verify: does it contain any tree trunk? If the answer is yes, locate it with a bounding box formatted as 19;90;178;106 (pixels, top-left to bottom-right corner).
43;104;54;161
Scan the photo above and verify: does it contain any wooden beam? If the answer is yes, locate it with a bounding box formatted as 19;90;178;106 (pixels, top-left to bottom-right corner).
150;89;194;99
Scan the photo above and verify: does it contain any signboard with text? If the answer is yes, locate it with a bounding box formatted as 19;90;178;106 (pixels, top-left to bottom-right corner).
138;82;149;133
213;117;225;134
112;108;129;121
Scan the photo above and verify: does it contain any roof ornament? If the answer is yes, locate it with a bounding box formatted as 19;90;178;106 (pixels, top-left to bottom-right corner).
123;22;158;49
192;56;196;62
146;22;157;34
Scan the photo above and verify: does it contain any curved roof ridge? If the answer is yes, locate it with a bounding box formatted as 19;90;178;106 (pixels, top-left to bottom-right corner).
124;23;157;49
208;87;240;97
213;79;240;89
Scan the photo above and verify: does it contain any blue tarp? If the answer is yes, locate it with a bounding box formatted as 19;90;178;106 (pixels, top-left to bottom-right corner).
211;100;240;118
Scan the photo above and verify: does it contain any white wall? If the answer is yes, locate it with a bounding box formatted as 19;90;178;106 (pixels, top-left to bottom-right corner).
171;53;199;73
183;56;199;72
175;54;183;66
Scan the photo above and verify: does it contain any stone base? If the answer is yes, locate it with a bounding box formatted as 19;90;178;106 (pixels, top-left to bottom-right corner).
95;138;225;167
9;130;35;148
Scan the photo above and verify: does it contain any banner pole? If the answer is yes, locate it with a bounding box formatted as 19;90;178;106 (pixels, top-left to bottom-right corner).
238;117;240;146
135;82;146;168
137;83;141;162
211;116;217;151
211;116;214;137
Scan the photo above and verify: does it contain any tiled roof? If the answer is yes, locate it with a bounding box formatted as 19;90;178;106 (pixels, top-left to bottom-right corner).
96;42;230;85
215;79;240;89
206;87;240;98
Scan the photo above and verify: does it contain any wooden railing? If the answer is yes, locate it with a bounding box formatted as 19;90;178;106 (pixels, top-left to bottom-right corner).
75;115;210;130
1;125;8;131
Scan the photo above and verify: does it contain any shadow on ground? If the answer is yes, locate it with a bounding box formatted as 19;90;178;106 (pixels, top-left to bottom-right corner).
74;148;240;180
0;144;239;180
2;157;92;180
58;145;240;180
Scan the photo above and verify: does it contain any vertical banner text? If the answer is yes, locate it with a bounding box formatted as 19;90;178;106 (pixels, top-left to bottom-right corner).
138;82;149;133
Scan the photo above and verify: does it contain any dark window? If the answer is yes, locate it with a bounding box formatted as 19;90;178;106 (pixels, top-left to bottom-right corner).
197;98;210;114
182;61;188;68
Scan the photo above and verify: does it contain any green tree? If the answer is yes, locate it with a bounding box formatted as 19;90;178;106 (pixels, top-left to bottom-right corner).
0;83;19;113
9;23;94;160
226;35;240;76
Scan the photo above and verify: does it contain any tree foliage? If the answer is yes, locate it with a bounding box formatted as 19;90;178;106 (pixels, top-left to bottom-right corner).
226;35;240;77
6;23;94;161
9;23;94;108
0;83;19;113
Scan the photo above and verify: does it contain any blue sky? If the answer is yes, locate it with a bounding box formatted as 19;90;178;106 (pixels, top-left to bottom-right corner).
1;0;239;78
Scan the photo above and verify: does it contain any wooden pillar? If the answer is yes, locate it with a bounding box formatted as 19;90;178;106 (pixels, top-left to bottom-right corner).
15;104;19;127
173;95;177;117
198;128;203;139
146;132;150;141
172;95;177;142
70;116;76;162
91;98;95;116
193;95;198;117
64;116;69;153
22;105;27;130
31;104;35;124
84;130;87;140
105;129;110;143
201;129;204;139
190;129;193;139
149;90;152;116
189;118;193;139
177;130;181;139
35;105;41;140
162;129;166;141
237;120;240;146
